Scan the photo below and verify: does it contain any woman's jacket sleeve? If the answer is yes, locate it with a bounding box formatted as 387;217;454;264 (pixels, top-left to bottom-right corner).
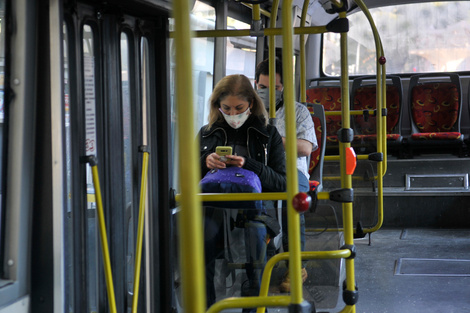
244;126;286;192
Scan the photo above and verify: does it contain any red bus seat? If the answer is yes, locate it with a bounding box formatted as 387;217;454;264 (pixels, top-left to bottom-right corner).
407;73;463;155
306;78;343;154
350;75;403;154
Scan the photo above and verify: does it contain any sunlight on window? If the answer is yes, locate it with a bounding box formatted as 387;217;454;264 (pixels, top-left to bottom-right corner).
323;1;470;75
226;18;256;81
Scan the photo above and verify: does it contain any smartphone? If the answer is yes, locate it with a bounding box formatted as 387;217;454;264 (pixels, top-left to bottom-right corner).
216;146;232;162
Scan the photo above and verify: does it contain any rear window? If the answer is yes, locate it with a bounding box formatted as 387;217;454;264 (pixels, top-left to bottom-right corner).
322;1;470;76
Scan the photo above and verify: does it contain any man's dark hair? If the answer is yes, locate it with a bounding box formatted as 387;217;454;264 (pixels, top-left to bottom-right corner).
255;57;283;84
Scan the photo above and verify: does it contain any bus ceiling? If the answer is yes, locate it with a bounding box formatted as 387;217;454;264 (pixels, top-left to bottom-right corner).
94;0;359;26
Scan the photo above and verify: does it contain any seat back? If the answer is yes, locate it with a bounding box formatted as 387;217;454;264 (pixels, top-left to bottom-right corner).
306;78;342;147
351;75;403;138
306;103;326;191
408;73;462;138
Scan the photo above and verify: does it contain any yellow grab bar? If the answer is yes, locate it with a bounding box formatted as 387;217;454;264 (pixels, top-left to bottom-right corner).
87;156;117;313
131;146;150;313
299;0;309;103
268;0;279;119
173;0;206;311
175;191;329;204
169;25;330;38
282;0;306;306
256;249;352;313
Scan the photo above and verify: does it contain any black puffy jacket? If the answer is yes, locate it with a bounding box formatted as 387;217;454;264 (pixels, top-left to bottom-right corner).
199;116;286;192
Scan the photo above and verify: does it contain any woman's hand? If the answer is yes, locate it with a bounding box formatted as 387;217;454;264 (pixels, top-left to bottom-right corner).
225;155;245;168
206;152;227;169
206;153;245;169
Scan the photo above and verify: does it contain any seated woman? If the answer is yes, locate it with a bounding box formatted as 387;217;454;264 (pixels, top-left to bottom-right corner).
199;74;286;311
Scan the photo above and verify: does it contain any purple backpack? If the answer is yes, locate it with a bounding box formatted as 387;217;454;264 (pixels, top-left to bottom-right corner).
200;167;263;210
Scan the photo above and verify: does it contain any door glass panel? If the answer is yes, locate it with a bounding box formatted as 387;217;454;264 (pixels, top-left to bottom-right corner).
83;23;98;313
0;0;6;272
120;31;135;305
141;38;149;146
140;36;150;311
63;21;73;312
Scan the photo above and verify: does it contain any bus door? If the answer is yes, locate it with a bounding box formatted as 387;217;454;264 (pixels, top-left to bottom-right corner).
62;3;171;312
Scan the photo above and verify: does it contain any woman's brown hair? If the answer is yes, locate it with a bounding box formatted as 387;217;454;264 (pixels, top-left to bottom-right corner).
206;74;268;128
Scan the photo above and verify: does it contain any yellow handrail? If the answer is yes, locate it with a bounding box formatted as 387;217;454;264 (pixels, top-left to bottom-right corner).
305;1;387;237
242;2;271;18
174;191;330;203
282;0;305;307
299;0;310;103
268;0;279;119
131;147;150;313
173;0;206;312
168;25;330;38
256;249;352;313
337;8;357;312
208;296;291;313
87;156;117;313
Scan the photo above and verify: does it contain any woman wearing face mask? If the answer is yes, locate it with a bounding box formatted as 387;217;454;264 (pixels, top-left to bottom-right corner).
199;74;286;311
199;74;286;193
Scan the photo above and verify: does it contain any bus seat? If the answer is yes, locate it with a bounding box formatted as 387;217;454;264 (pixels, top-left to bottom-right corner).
307;103;326;192
306;77;343;154
350;75;403;154
407;73;463;155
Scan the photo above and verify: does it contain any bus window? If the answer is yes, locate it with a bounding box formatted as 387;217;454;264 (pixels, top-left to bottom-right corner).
322;1;470;76
169;1;216;187
226;17;256;82
169;0;215;132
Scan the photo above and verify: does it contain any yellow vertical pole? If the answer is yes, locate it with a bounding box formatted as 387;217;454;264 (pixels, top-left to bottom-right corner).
253;4;260;21
299;0;309;103
87;157;117;313
374;64;386;231
268;0;279;119
132;147;150;313
355;0;387;233
282;0;303;305
173;0;206;312
338;9;356;312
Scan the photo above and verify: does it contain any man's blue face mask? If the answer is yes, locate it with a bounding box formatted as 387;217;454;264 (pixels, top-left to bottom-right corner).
257;88;283;111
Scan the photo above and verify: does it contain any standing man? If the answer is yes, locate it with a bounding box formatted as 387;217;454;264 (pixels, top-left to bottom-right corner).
255;58;318;292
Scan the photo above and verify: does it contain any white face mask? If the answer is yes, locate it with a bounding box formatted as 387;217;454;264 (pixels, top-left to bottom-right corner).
257;88;283;111
219;107;251;129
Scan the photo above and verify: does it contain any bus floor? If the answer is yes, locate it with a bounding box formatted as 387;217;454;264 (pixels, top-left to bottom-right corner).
242;228;470;313
353;228;470;313
204;227;470;313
